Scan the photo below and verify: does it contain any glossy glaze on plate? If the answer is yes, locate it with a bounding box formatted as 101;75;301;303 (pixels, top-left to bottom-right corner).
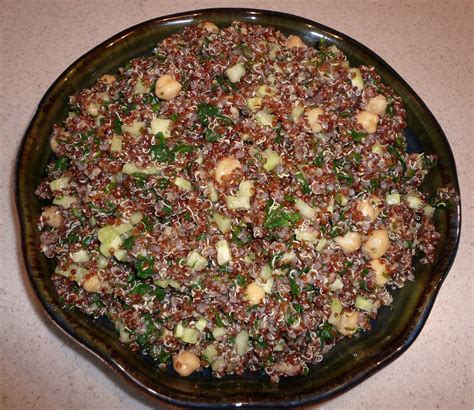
15;8;461;408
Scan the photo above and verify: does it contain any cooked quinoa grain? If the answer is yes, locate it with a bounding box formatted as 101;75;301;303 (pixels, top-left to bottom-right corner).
36;21;443;382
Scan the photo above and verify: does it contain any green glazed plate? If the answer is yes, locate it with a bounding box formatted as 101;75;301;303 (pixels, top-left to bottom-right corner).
15;8;461;408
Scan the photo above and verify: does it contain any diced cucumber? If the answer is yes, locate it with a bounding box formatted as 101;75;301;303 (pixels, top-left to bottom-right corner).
133;78;150;95
186;250;208;271
174;322;185;338
53;195;77;208
150;117;171;138
259;264;273;280
386;192;401;205
349;68;364;90
295;230;319;244
226;63;246;83
50;177;70;191
130;211;143;225
328;277;343;292
234;330;249;356
174;177;192;192
181;327;199;344
226;195;250;210
122;163;161;175
255;110;274;127
315;238;328;253
290;104;305;122
110;135;123;152
216;240;231;265
295;198;316;220
405;193;422;209
355;295;373;312
213;212;232;234
238;180;255;197
195;317;208;332
262;148;282;171
70;250;90;263
328;298;343;325
121;120;145;137
202;345;218;363
212;326;227;339
247;97;262;112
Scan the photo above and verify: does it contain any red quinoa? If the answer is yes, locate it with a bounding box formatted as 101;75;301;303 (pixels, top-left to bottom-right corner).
37;21;442;382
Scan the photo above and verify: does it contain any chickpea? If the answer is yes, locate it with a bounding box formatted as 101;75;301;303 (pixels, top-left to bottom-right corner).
356;110;379;134
334;231;362;254
370;258;390;287
336;311;359;336
305;107;324;133
173;351;201;377
100;74;116;84
286;35;306;49
357;196;381;222
215;156;242;184
82;275;101;293
201;21;219;33
366;94;388;116
155;74;181;100
41;206;62;228
364;229;390;259
245;282;265;305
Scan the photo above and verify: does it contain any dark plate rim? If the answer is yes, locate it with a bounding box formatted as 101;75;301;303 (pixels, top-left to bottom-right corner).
15;7;462;408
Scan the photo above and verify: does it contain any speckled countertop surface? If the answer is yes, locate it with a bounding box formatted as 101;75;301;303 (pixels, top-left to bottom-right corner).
1;0;473;409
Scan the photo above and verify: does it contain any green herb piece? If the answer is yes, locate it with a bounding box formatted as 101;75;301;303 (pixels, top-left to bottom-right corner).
155;52;167;61
386;103;395;117
123;236;135;250
66;232;79;244
235;274;246;286
287;314;297;326
170;113;179;122
130;282;150;295
197;103;221;126
293;303;304;313
350;130;367;142
314;153;325;167
136;255;155;279
360;280;369;292
55;157;69;172
155;287;166;301
82;235;93;246
255;337;268;349
263;200;301;230
316;322;335;344
387;145;407;173
295;171;311;194
150;132;175;163
351;152;362;164
289;274;301;298
197;103;233;127
214;311;225;327
113;117;123;134
204;128;223;143
195;232;207;241
173;144;194;154
369;178;379;191
158;178;169;189
104;181;117;194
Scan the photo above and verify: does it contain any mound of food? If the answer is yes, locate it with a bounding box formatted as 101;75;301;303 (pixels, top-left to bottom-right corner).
36;21;441;382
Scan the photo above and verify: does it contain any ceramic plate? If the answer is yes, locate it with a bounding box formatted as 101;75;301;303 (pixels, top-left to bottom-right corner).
15;8;461;408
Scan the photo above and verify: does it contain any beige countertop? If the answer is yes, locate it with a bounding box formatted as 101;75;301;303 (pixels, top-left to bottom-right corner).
1;0;473;409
